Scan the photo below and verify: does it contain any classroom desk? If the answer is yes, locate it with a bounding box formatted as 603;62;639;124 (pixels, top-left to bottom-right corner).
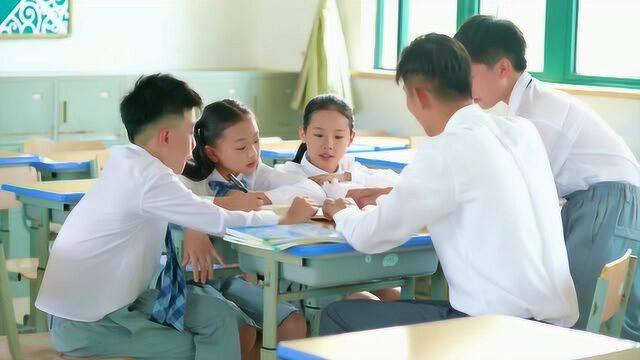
354;149;416;172
0;179;93;331
233;235;438;360
31;158;93;181
277;315;640;360
1;178;440;358
352;136;410;151
260;141;376;166
0;152;39;337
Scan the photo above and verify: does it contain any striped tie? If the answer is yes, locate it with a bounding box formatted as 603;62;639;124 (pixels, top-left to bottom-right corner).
149;227;187;332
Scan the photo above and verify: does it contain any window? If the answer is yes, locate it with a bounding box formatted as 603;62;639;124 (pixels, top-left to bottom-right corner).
407;1;458;40
375;1;400;69
374;0;640;89
576;0;640;78
375;0;458;70
480;0;546;73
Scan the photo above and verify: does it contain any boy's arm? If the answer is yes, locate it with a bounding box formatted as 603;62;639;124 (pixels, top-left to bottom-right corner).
328;147;456;254
349;161;400;188
141;171;278;236
257;163;326;204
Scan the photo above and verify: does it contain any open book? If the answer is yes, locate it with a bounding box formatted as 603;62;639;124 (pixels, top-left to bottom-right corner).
260;204;328;221
224;223;346;251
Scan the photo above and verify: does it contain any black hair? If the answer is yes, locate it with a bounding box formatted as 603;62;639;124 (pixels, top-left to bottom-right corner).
120;74;202;143
182;99;255;181
454;15;527;72
291;94;355;163
395;33;472;101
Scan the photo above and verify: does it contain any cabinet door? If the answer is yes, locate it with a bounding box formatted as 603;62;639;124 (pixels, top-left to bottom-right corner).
251;74;300;139
182;73;252;107
57;78;122;135
0;78;54;137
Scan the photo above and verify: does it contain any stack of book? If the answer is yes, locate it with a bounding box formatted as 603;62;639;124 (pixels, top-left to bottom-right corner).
224;223;346;251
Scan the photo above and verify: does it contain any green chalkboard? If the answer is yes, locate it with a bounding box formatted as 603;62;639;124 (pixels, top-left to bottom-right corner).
0;0;71;38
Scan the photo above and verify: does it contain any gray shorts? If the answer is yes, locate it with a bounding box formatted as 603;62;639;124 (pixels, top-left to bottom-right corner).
211;276;298;328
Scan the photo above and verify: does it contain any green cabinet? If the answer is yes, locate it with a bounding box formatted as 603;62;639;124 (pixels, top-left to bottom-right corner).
180;72;252;106
251;73;301;139
57;78;123;136
0;78;54;137
0;71;301;148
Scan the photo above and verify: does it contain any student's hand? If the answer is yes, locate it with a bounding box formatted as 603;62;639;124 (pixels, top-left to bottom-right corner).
322;198;357;221
214;191;264;211
308;172;352;185
346;187;392;208
182;229;226;284
279;197;319;224
253;191;273;205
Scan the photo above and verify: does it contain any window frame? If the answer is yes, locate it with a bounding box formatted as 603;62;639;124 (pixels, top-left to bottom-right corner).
374;0;640;90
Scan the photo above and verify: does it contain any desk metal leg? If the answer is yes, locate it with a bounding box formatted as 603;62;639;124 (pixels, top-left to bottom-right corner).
0;243;23;359
261;259;280;360
28;207;49;332
431;263;448;300
0;209;14;338
0;209;9;262
400;277;416;300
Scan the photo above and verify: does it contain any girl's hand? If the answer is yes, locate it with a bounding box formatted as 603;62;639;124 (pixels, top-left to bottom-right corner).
214;191;265;211
279;197;320;224
308;172;352;185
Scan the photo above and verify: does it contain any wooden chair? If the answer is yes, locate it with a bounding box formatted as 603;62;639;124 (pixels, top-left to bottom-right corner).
259;136;283;144
93;150;110;176
0;249;130;360
23;140;105;155
354;129;389;136
409;136;428;148
586;249;638;337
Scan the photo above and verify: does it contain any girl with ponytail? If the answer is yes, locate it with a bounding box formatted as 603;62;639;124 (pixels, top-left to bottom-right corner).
178;98;324;345
280;94;401;301
281;94;399;200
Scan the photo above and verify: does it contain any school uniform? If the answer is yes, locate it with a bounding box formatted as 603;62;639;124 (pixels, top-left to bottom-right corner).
279;153;399;199
180;162;326;204
36;144;280;360
178;163;323;327
508;71;640;338
320;104;579;335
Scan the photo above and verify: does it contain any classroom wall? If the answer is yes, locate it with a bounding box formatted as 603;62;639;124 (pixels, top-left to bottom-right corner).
250;0;640;158
0;0;258;74
1;0;638;156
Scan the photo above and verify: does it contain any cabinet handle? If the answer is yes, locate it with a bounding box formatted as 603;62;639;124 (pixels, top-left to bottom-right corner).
61;100;68;124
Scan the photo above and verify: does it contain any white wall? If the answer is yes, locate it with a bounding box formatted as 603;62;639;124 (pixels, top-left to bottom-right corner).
1;0;638;156
0;0;257;74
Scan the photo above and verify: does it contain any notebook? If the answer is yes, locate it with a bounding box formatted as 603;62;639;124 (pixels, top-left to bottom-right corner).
260;204;328;221
224;223;346;251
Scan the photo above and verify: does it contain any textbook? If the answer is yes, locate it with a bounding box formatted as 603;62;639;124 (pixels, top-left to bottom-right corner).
260;204;328;221
224;223;346;251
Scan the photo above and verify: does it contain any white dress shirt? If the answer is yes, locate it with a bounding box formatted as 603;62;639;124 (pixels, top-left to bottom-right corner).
333;105;579;326
508;72;640;197
36;144;279;321
180;162;325;204
279;153;399;198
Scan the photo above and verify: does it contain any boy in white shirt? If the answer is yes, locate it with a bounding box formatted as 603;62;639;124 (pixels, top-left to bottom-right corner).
455;15;640;339
36;74;317;359
319;34;578;335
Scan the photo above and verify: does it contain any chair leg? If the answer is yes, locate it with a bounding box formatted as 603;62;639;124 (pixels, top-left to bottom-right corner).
0;245;23;360
586;279;608;334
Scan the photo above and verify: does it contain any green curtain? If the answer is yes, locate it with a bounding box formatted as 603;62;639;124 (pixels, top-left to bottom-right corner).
290;0;354;111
